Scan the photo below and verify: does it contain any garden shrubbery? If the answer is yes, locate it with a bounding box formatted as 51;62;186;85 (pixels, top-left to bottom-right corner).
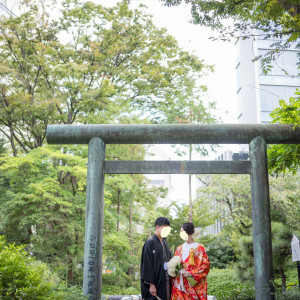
0;236;87;299
102;272;133;288
102;273;140;295
204;235;235;269
207;268;300;300
207;268;255;300
1;233;299;300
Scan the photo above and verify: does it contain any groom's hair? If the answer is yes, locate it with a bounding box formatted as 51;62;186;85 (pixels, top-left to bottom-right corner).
155;217;170;227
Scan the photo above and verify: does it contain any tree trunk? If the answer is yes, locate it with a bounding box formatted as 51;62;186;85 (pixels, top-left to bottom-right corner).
67;255;74;282
9;124;17;157
128;199;133;276
188;144;193;222
117;189;120;231
279;267;286;289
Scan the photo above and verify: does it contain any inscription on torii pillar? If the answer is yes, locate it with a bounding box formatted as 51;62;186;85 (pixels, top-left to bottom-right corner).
47;124;300;300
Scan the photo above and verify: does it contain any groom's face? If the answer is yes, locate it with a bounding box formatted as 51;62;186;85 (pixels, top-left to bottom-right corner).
156;225;171;238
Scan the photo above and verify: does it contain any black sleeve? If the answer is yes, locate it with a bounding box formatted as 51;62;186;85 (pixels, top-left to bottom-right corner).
164;240;172;261
140;240;156;285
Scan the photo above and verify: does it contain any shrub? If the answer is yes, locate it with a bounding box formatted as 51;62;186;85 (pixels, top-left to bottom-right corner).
207;268;254;300
204;235;235;269
55;284;88;299
102;272;133;288
0;236;87;299
275;287;300;300
207;268;300;300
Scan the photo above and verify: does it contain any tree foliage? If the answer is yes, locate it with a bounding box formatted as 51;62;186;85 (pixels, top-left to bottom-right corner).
160;0;300;38
197;173;300;235
234;222;300;288
0;0;216;285
160;0;300;73
0;146;88;282
268;92;300;174
0;143;169;283
197;175;252;236
0;235;87;299
197;173;300;287
203;233;235;269
0;0;212;155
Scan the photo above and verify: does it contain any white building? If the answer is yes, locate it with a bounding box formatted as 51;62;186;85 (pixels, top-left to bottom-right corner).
236;30;300;153
236;31;300;124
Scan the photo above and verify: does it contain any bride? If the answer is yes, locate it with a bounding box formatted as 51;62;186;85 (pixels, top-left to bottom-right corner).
170;222;210;300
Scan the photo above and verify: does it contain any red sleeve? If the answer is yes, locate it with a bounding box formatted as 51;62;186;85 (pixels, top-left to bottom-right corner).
189;245;210;282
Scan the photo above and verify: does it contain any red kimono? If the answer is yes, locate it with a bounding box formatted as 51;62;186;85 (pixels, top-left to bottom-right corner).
171;243;210;300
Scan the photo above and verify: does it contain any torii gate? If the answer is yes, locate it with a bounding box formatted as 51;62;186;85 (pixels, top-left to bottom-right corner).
46;124;300;300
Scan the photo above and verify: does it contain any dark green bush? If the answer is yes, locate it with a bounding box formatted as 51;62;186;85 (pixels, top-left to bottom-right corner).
0;236;87;299
207;268;254;300
205;235;235;269
102;284;140;296
55;284;88;299
207;268;300;300
102;273;133;288
275;287;300;300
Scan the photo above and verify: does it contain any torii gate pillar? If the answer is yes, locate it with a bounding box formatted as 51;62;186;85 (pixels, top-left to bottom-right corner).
250;137;274;299
83;138;106;299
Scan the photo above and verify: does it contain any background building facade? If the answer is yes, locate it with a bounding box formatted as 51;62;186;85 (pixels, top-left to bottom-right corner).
236;31;300;154
236;31;300;124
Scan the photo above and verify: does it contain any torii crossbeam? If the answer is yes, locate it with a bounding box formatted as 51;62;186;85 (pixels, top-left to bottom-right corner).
46;124;300;300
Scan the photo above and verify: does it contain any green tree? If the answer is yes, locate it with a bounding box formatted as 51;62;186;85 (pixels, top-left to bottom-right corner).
197;175;253;236
0;235;87;299
235;222;300;288
0;143;168;283
268;92;300;174
201;233;235;269
0;0;212;156
160;0;300;39
0;146;87;283
103;172;167;276
160;0;300;74
0;0;216;285
197;173;300;287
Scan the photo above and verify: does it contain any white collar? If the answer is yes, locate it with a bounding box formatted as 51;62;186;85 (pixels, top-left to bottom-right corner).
183;241;198;249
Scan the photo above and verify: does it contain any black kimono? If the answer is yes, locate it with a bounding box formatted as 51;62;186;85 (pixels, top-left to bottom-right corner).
140;234;172;300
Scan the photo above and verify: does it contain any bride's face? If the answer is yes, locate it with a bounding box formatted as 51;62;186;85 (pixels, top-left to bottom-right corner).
180;227;188;241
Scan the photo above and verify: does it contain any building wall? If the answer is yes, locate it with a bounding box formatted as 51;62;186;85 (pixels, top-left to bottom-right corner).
236;30;300;126
236;36;260;124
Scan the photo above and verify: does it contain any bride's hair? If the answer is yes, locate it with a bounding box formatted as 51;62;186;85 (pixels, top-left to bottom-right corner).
182;222;195;235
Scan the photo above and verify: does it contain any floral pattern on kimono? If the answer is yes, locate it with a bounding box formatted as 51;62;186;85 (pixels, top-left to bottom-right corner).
171;243;210;300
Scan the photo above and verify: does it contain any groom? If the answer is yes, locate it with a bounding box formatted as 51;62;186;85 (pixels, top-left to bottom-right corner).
140;217;172;300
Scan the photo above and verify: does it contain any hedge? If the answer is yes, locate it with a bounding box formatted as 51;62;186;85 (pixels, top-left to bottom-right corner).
0;236;87;299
